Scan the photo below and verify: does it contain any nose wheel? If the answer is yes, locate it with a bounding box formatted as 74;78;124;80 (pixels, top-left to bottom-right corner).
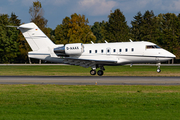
157;68;161;73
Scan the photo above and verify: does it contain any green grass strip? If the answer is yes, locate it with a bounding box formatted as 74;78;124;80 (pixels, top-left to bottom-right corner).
0;85;180;120
0;65;180;76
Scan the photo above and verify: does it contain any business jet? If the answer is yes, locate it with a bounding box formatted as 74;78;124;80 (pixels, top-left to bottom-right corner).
17;22;175;76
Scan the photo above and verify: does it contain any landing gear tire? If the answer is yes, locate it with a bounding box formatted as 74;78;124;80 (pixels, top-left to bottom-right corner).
90;70;96;75
157;68;161;73
97;70;104;76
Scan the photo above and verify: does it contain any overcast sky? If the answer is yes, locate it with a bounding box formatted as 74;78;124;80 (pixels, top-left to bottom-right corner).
1;0;180;29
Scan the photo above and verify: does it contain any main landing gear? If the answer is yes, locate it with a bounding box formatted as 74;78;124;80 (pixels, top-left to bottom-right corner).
90;69;104;76
90;65;105;76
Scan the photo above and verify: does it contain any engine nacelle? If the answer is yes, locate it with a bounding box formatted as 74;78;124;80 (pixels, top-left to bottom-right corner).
54;43;84;56
65;43;84;55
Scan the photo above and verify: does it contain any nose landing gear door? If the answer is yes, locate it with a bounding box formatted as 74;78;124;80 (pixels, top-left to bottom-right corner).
155;57;160;62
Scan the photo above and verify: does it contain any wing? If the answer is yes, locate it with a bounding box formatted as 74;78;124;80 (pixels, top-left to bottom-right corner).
62;57;117;68
62;57;129;68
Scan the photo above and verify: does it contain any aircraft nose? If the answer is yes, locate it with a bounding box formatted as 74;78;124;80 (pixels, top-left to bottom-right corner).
170;53;176;58
165;51;176;58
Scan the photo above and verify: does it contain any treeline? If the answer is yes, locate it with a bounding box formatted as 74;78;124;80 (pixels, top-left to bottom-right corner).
0;0;179;63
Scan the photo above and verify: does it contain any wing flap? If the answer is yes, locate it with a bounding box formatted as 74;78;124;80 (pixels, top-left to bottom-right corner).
62;57;117;68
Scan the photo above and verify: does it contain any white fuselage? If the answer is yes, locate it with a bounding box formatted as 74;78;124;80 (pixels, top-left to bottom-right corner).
29;41;175;66
19;22;175;66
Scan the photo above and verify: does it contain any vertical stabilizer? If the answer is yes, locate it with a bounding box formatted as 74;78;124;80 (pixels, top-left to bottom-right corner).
19;22;55;51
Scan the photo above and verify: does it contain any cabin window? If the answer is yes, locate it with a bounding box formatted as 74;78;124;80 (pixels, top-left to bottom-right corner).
107;49;110;53
101;49;103;53
125;48;128;52
113;49;116;52
119;49;122;52
89;50;91;53
132;48;134;52
95;50;97;53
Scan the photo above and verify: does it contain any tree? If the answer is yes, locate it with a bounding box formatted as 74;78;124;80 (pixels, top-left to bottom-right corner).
9;13;30;63
161;13;179;56
0;14;20;63
131;10;161;43
29;0;47;29
91;21;106;43
29;0;50;38
9;13;21;26
101;9;129;42
141;10;158;43
131;12;143;41
55;13;96;44
176;14;180;58
46;27;56;43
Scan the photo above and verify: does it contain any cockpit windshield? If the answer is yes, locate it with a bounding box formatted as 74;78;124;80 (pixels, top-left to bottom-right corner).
146;45;161;49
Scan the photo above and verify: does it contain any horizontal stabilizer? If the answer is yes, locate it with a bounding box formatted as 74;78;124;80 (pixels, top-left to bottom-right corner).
6;25;19;28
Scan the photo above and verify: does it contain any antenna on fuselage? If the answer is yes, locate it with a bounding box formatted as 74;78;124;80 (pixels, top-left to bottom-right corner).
104;40;108;43
91;41;94;44
129;39;133;42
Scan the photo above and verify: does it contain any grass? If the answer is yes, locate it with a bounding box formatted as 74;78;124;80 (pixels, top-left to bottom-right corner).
0;65;179;76
0;65;179;119
0;85;180;120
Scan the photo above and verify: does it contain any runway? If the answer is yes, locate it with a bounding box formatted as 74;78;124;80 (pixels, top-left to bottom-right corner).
0;76;180;85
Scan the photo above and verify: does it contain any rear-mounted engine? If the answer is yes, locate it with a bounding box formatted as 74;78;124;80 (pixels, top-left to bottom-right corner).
54;43;84;56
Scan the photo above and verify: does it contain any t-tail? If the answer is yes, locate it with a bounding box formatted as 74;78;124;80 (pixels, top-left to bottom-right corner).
19;22;61;62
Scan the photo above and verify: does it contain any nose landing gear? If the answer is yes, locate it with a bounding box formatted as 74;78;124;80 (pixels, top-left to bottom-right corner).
156;63;161;73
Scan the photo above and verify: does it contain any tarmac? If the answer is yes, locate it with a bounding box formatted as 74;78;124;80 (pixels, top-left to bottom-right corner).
0;76;179;85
